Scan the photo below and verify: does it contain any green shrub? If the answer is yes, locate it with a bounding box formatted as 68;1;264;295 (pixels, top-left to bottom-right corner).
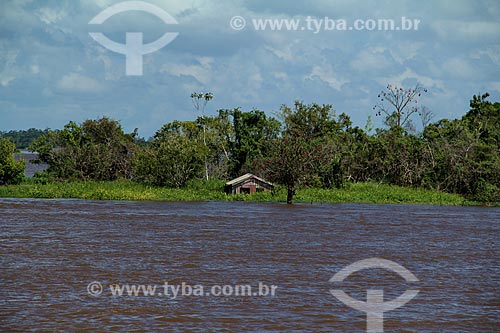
0;138;25;185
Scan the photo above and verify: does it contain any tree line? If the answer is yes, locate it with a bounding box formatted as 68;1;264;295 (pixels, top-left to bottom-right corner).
0;128;49;150
1;86;499;203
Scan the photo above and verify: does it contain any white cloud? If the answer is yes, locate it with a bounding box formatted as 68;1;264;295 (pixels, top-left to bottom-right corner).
471;46;500;65
249;72;263;89
265;41;300;63
442;57;478;79
432;20;500;42
1;76;15;87
1;0;499;136
390;42;425;64
161;57;214;85
0;0;40;32
379;68;445;91
89;0;196;15
31;65;40;74
308;65;348;91
0;49;19;86
273;71;288;80
350;48;390;72
57;72;105;93
36;7;67;24
489;82;500;93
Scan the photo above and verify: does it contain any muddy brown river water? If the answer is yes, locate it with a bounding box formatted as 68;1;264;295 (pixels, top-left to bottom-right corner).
1;199;499;332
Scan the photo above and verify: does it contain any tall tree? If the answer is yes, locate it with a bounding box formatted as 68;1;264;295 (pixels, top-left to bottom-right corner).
267;102;335;204
201;110;234;179
268;133;315;204
374;84;427;129
191;92;213;180
229;108;280;177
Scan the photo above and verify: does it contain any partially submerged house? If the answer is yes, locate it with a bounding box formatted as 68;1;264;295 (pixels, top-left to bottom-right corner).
225;173;274;194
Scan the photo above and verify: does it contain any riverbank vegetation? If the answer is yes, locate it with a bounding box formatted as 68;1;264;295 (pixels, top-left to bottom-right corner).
0;138;25;185
0;179;474;206
0;87;499;205
0;128;49;150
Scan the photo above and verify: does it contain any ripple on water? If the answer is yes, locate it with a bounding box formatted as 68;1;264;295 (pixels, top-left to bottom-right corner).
1;199;499;332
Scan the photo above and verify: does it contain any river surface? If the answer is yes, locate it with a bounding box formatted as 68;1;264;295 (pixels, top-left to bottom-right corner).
1;199;499;332
14;152;47;177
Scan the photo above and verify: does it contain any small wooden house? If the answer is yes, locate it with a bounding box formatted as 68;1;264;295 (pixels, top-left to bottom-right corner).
225;173;274;194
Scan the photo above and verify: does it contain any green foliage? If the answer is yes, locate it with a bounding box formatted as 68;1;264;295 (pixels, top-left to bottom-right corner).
30;118;136;181
361;127;426;186
267;102;340;203
0;128;49;149
199;110;233;179
281;101;338;137
421;94;500;201
267;132;316;203
134;121;207;188
2;90;499;205
229;108;280;176
185;178;225;191
318;157;343;189
0;179;474;206
294;182;471;205
263;93;500;204
0;138;25;185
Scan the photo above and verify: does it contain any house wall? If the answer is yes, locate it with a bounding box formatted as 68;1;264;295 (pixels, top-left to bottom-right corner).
225;176;274;194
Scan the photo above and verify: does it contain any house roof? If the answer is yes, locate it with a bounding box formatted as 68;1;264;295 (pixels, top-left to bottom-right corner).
225;173;273;186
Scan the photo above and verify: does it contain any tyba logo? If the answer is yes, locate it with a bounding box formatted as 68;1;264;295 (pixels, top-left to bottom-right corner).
88;1;178;75
329;258;419;333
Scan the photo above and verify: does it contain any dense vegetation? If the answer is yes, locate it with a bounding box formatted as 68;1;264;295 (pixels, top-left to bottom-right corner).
1;87;499;204
0;179;471;206
30;118;136;181
0;128;49;149
0;138;25;185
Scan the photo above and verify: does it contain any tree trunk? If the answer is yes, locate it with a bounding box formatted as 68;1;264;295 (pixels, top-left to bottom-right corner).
286;187;295;204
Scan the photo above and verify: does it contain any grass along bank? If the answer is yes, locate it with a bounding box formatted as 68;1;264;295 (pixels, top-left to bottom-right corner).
0;179;477;206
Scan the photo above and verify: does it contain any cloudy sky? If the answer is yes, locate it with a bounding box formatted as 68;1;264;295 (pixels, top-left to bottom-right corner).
1;0;499;137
